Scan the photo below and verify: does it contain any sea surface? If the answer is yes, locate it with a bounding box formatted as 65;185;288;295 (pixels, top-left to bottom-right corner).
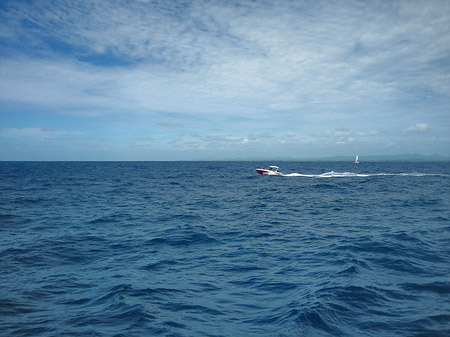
1;161;450;337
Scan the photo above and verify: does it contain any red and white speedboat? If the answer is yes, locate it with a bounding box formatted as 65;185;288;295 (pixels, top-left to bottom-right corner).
256;166;283;175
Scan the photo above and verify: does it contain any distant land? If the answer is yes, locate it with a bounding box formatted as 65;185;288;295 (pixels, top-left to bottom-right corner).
224;154;450;162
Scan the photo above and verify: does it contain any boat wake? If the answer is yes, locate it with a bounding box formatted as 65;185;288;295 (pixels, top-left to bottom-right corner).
284;171;368;177
282;171;443;178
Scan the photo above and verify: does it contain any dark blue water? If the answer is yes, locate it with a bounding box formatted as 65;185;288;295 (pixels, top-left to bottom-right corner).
1;161;449;336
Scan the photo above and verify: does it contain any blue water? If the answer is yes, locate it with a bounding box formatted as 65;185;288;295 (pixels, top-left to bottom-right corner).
1;161;449;336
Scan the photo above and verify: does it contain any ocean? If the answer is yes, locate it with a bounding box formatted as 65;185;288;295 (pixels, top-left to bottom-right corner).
1;161;449;336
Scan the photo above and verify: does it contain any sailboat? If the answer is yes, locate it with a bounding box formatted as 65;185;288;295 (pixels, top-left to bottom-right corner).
354;155;360;164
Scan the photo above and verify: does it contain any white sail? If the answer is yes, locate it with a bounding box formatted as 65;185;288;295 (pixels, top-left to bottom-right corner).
354;155;359;163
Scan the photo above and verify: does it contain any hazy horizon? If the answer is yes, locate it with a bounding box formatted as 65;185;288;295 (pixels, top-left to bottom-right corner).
1;153;448;162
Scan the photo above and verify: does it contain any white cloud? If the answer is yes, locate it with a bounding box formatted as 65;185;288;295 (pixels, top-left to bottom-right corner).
402;123;430;135
334;129;351;137
0;0;449;159
1;0;449;119
0;127;84;139
166;130;304;152
312;128;384;145
357;130;380;136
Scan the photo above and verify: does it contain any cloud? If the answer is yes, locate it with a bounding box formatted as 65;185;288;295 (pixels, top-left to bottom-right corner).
0;127;84;139
168;133;253;151
1;0;449;119
166;130;302;152
0;0;449;159
357;130;380;136
157;121;183;128
128;136;155;148
402;123;430;135
312;128;383;145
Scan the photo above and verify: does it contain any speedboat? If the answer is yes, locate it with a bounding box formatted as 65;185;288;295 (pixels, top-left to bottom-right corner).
256;166;283;175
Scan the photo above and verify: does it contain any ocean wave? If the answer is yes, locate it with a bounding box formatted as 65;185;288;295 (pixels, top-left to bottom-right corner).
1;161;449;336
145;232;220;247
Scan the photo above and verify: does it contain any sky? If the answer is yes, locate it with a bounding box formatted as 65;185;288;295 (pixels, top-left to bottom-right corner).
0;0;449;160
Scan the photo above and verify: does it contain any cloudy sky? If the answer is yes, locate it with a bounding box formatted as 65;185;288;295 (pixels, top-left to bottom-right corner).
1;0;449;160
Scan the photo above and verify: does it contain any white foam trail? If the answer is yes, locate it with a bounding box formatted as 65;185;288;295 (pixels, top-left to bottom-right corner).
283;171;369;178
281;171;446;178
